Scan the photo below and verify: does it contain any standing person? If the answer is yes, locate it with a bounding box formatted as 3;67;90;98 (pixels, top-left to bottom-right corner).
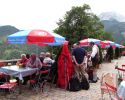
106;46;114;62
89;42;99;83
72;42;88;82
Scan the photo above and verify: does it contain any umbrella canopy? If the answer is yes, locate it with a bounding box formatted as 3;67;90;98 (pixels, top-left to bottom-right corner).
115;43;124;48
7;30;65;45
79;38;101;46
101;40;115;48
36;40;68;46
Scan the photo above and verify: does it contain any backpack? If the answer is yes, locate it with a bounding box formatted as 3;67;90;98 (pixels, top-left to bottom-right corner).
67;74;90;91
80;75;90;90
67;74;81;91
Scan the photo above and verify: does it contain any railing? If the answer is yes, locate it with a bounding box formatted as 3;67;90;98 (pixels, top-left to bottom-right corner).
0;59;20;67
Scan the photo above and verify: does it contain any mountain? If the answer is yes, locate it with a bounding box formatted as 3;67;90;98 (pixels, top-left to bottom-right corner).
0;25;19;35
99;12;125;22
101;19;125;43
99;12;125;44
0;25;20;42
0;25;46;60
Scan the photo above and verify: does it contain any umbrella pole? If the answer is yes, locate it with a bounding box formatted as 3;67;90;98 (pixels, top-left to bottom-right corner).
35;45;39;55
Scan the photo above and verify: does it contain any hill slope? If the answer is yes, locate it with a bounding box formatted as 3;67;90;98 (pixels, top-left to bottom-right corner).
0;25;46;60
101;19;125;44
0;25;20;42
99;12;125;44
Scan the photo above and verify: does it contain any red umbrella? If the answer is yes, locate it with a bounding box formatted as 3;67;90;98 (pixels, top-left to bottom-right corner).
80;38;101;46
7;29;65;44
57;44;74;89
101;40;115;48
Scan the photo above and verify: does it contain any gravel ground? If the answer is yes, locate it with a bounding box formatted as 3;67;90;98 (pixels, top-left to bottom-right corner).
0;57;125;100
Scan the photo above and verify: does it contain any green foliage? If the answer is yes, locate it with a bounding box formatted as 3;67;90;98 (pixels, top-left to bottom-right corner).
102;19;125;44
54;4;104;47
99;32;114;41
3;49;22;60
0;44;47;60
122;42;125;46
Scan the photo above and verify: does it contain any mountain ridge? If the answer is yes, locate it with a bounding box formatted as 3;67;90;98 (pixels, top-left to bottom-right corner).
99;12;125;22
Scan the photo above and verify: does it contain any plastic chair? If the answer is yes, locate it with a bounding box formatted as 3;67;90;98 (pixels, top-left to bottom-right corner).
105;82;122;100
0;75;19;99
100;73;117;99
115;67;125;82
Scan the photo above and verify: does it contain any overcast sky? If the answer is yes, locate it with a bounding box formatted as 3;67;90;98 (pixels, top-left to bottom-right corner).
0;0;125;31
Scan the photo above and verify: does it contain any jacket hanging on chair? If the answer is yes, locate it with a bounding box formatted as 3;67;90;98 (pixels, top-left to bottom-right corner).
57;44;74;89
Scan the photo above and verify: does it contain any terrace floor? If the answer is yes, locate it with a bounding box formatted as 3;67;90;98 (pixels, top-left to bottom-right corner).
0;57;124;100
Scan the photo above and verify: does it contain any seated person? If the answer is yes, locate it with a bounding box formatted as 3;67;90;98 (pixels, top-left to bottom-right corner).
26;53;30;60
43;52;54;65
16;54;28;67
39;52;45;63
26;53;42;69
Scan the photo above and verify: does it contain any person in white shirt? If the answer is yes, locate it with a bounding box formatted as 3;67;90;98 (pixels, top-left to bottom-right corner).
89;42;99;83
43;52;54;65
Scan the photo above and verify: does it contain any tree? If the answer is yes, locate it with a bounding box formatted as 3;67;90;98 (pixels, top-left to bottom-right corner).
54;4;104;47
99;32;114;41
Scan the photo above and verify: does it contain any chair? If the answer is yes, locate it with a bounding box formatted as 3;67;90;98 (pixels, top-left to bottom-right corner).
122;64;125;78
105;82;122;100
27;69;51;94
100;73;117;99
0;75;19;99
115;67;125;82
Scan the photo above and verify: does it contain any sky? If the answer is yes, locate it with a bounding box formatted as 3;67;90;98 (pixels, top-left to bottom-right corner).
0;0;125;31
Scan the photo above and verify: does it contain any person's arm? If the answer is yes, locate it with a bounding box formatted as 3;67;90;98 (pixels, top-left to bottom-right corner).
72;56;79;66
26;60;32;67
22;59;28;66
16;60;21;65
91;46;98;58
80;56;87;66
37;58;42;69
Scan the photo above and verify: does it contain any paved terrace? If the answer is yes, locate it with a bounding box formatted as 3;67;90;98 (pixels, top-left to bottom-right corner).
0;57;124;100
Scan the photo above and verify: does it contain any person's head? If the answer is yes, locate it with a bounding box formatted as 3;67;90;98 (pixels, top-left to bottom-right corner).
26;54;30;59
30;53;37;60
89;42;95;47
40;52;45;57
73;43;77;49
21;54;26;59
76;42;80;47
45;52;51;57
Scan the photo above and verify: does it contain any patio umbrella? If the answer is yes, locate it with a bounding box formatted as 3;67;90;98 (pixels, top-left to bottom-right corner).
115;43;124;48
37;40;68;46
101;40;115;48
79;38;101;46
7;29;65;45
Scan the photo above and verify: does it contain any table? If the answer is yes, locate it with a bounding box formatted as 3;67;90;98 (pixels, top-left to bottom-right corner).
0;65;38;81
117;81;125;99
0;65;39;93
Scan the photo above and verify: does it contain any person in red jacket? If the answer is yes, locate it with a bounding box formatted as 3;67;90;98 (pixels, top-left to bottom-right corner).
16;54;28;67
